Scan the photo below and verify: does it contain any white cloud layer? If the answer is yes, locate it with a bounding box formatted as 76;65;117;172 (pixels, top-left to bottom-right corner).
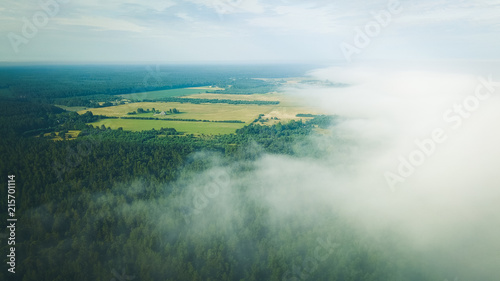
0;0;499;62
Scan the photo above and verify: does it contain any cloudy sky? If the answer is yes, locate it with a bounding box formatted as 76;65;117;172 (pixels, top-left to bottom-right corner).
1;0;499;63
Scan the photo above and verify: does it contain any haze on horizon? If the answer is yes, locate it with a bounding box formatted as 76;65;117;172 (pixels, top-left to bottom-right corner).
1;0;500;63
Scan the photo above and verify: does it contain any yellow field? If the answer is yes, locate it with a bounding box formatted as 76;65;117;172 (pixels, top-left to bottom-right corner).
78;89;325;134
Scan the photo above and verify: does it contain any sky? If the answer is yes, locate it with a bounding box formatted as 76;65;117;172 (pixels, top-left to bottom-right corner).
0;0;500;63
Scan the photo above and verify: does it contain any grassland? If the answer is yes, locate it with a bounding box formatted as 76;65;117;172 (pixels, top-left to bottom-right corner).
79;102;277;122
118;87;220;101
80;86;325;135
91;119;243;135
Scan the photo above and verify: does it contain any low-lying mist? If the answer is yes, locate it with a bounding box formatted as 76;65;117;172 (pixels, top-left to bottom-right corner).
174;61;500;279
22;62;500;280
280;61;500;280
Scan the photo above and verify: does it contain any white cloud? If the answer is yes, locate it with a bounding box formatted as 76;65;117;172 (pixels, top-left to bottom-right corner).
185;0;265;14
71;0;177;13
1;0;500;62
54;16;148;33
248;4;341;34
397;1;500;27
175;12;195;22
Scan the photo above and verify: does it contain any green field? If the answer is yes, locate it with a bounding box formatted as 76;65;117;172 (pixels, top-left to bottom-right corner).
81;101;275;134
79;102;277;122
80;89;325;134
90;118;244;135
118;87;217;101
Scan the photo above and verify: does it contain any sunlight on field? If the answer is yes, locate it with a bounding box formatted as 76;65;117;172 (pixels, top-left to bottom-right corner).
118;87;217;101
90;119;244;135
79;102;277;123
80;90;325;133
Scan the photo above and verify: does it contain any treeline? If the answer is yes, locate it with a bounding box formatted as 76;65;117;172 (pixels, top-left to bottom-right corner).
128;108;180;115
121;116;244;123
214;78;278;95
296;113;318;117
149;97;279;105
54;95;122;108
0;98;103;137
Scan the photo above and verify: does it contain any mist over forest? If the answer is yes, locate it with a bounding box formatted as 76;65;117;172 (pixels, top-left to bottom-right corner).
1;61;499;280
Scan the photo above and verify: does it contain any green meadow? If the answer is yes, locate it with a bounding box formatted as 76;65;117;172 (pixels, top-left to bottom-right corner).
79;102;277;122
118;87;217;101
90;118;244;135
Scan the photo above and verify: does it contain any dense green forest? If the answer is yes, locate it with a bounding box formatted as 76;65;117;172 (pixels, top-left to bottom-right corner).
214;78;279;95
0;96;447;281
121;116;245;123
146;97;280;105
0;65;315;107
0;64;454;280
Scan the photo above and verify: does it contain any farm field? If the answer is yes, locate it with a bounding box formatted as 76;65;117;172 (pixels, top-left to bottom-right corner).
90;118;244;135
79;102;277;122
184;91;325;109
79;90;325;134
118;87;219;101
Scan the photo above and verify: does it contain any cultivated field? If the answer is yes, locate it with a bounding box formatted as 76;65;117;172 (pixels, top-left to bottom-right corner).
79;87;324;134
79;102;277;122
118;87;219;101
91;119;243;135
